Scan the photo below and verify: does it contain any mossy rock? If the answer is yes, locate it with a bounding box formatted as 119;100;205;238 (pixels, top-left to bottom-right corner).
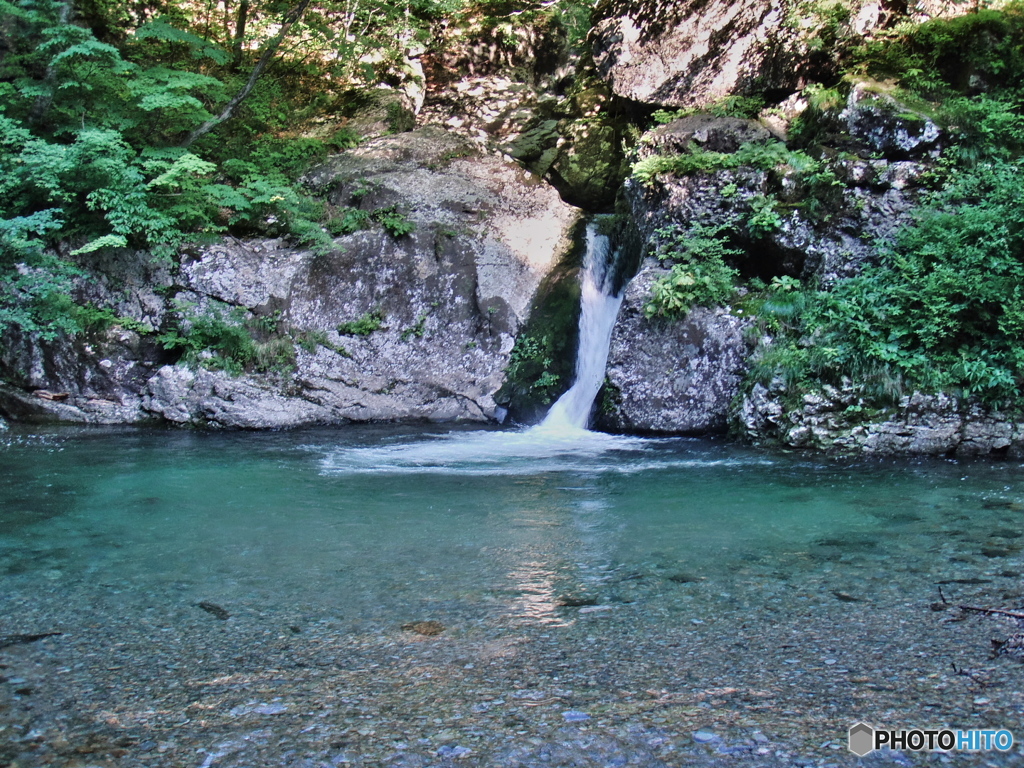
550;119;624;210
496;220;589;424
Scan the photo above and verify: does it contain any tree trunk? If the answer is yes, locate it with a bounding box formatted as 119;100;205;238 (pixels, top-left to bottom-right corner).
231;0;250;70
181;0;309;148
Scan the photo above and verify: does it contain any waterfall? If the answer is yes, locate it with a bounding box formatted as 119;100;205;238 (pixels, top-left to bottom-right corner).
540;222;626;432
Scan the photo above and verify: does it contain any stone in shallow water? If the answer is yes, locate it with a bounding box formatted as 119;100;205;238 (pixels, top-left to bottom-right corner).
436;745;472;757
401;620;445;636
831;591;864;603
562;711;590;722
693;731;720;744
196;601;230;620
981;547;1010;558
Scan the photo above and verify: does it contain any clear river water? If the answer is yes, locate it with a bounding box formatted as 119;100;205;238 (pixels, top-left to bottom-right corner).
1;424;1023;767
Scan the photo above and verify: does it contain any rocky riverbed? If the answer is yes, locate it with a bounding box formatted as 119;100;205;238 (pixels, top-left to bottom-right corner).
2;426;1023;768
3;556;1023;767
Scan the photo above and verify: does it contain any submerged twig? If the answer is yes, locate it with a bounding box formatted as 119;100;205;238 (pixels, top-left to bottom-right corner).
0;632;63;649
958;605;1024;623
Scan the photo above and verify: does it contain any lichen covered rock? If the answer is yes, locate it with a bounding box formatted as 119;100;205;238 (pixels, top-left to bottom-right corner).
600;267;754;433
739;382;1024;456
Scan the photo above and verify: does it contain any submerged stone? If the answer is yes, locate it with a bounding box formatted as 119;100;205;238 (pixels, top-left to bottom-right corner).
402;620;445;636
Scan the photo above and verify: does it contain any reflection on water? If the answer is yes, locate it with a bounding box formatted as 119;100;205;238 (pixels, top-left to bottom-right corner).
2;424;1023;630
507;560;569;626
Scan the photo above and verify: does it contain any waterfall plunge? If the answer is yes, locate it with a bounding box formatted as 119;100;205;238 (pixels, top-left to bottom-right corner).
540;223;625;432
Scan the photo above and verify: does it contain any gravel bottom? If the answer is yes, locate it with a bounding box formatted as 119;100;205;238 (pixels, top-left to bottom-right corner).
3;551;1024;767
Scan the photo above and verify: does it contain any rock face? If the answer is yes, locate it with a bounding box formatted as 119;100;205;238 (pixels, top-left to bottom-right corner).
592;0;788;107
600;109;940;435
422;67;634;210
0;128;580;428
740;383;1024;457
625;114;932;286
591;0;978;109
601;270;753;433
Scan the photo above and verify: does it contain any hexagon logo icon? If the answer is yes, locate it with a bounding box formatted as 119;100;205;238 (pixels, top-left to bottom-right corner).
848;722;875;756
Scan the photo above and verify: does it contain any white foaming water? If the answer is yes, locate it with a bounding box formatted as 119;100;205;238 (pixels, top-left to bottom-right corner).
319;427;654;476
316;427;774;476
541;223;625;431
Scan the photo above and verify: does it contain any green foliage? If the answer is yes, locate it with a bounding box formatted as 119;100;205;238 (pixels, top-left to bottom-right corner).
550;0;597;50
854;5;1024;100
786;0;855;56
631;140;826;185
788;84;847;146
372;206;415;237
66;303;152;334
0;0;412;339
324;205;414;238
336;309;385;335
505;330;564;404
293;328;350;357
750;159;1024;404
631;150;729;184
939;95;1024;162
400;309;431;340
0;0;602;344
650;95;766;126
326;207;371;236
0;244;83;340
644;223;740;318
746;195;783;238
157;300;296;375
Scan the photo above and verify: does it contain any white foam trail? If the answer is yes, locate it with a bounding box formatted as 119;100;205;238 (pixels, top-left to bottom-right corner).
317;429;775;476
541;223;624;431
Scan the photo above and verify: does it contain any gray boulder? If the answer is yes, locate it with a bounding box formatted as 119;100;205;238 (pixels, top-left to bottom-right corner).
2;128;581;428
601;266;753;433
840;81;942;157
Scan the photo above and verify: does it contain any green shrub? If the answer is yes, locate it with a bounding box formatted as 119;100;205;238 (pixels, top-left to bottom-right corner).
372;206;415;237
746;195;784;238
854;6;1024;100
644;223;740;318
157;300;298;375
337;309;385;336
749;159;1024;404
631;140;831;186
326;208;372;236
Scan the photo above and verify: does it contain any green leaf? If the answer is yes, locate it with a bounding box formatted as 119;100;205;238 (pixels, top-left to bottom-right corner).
70;234;128;254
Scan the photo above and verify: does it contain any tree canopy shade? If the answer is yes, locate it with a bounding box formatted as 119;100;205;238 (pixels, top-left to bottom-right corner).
0;0;427;333
0;0;595;335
